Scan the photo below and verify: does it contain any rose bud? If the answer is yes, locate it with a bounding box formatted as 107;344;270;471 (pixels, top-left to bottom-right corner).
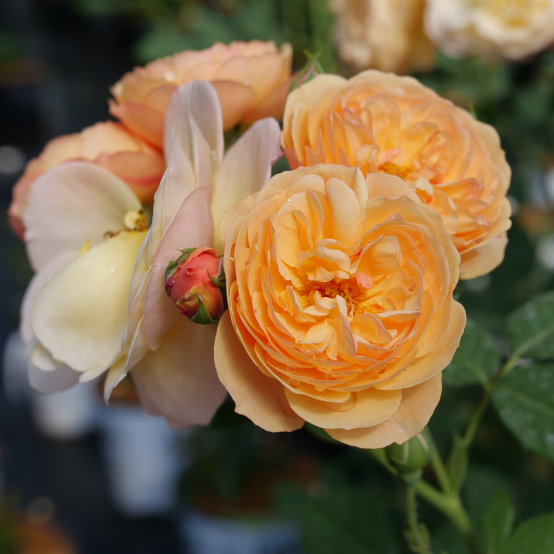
386;434;431;486
165;247;226;325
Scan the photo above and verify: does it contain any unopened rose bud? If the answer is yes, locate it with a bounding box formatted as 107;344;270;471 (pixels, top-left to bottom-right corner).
165;247;226;325
386;434;431;486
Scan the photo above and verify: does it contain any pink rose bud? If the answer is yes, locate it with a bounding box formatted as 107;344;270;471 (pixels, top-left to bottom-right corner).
165;247;226;325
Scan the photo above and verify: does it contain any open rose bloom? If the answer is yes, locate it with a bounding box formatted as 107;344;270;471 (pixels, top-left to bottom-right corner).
282;72;512;279
9;121;164;238
110;40;292;148
425;0;554;61
215;165;466;448
329;0;435;74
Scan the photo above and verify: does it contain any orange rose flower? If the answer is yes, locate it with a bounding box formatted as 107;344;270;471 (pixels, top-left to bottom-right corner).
215;165;466;448
282;72;512;279
9;121;164;238
109;41;293;148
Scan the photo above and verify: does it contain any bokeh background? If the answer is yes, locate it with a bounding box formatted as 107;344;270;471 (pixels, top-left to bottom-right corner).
2;1;554;553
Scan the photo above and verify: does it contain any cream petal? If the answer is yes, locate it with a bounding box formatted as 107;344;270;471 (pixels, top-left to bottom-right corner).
377;301;466;390
284;386;401;430
143;186;214;351
20;251;77;345
23;162;141;272
212;117;282;253
163;81;224;167
132;320;226;428
327;374;442;448
218;192;257;248
214;312;304;433
32;230;147;373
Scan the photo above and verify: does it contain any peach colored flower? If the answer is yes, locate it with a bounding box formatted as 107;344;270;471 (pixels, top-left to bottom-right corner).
9;121;164;238
282;72;512;279
215;165;466;448
425;0;554;61
109;41;293;148
329;0;435;74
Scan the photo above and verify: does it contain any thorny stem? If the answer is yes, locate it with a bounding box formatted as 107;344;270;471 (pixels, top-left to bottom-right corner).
405;485;433;553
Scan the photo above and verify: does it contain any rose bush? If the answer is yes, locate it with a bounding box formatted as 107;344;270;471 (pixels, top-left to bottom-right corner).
329;0;434;73
8;121;164;238
281;71;512;278
215;164;466;448
109;40;292;148
424;0;554;61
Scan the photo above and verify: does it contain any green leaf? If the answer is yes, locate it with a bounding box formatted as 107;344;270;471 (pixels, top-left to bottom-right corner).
499;512;554;554
443;319;500;387
492;363;554;462
506;292;554;360
301;490;397;554
447;434;469;494
480;489;514;553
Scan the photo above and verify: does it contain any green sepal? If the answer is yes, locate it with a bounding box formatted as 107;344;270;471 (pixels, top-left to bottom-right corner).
289;51;324;93
165;247;197;281
189;294;218;326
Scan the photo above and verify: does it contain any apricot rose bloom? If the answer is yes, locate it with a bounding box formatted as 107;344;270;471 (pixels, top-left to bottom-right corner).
215;165;466;448
9;121;164;238
329;0;435;74
281;72;512;279
109;41;293;148
425;0;554;61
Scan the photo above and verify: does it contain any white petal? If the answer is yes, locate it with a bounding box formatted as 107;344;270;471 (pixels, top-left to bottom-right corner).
23;162;142;271
163;81;223;172
32;230;147;373
131;320;226;429
212;117;282;251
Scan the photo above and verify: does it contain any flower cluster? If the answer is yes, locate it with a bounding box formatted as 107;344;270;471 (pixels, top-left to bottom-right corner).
330;0;554;72
13;38;512;448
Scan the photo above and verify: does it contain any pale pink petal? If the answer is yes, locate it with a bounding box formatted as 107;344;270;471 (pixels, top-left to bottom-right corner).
212;117;282;251
143;187;214;351
163;81;224;166
214;312;304;433
327;374;442;448
23;162;141;271
132;320;226;428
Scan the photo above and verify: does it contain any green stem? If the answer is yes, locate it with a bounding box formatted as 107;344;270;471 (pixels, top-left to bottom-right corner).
406;485;433;553
422;428;452;495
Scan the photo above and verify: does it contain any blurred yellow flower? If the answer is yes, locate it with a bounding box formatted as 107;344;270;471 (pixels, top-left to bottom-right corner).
329;0;435;73
425;0;554;60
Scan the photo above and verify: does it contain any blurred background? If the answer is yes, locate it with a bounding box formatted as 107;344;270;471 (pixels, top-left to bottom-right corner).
2;0;554;553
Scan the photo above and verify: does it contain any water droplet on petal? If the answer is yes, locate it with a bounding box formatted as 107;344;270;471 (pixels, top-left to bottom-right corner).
325;374;337;381
374;367;386;375
295;336;303;344
286;365;297;373
315;385;326;392
254;308;261;315
287;198;291;202
246;259;251;268
289;379;300;389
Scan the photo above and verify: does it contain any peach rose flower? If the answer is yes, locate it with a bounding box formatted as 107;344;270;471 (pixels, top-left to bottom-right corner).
109;41;293;148
215;165;466;448
329;0;435;74
9;121;164;238
282;72;512;279
425;0;554;61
